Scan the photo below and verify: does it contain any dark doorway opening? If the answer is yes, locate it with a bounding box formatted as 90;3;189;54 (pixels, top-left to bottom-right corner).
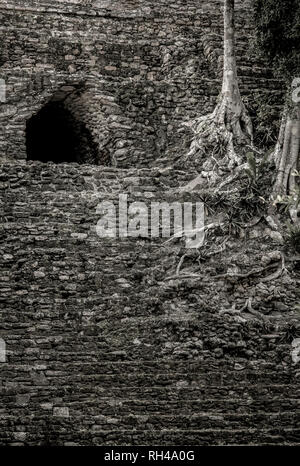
26;100;98;164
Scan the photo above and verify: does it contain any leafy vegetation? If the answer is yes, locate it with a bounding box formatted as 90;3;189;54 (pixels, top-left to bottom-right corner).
253;0;300;83
253;0;300;218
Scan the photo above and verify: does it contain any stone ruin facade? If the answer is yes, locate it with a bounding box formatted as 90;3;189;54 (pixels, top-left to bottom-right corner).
0;0;299;446
0;0;283;167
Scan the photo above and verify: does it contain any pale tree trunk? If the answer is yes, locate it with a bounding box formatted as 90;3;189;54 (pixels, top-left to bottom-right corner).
184;0;253;173
220;0;253;142
271;85;300;222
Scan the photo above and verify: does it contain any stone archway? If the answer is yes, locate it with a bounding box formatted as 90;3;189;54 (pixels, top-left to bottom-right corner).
26;85;99;164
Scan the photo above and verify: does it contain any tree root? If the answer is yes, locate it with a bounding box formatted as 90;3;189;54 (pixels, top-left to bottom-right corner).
182;92;253;174
167;249;284;284
265;215;280;231
173;238;229;277
175;174;205;193
173;158;253;195
243;216;262;229
163;222;225;246
176;254;187;275
213;252;286;283
221;301;290;321
204;238;229;259
260;252;286;282
164;272;202;282
212;262;277;281
175;0;254;190
240;297;265;319
220;298;266;320
218;253;287;320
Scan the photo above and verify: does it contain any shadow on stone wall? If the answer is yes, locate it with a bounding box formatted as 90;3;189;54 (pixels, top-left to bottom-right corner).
26;97;99;165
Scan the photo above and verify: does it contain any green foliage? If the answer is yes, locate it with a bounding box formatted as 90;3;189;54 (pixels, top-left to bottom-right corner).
244;90;283;148
253;0;300;82
280;323;300;343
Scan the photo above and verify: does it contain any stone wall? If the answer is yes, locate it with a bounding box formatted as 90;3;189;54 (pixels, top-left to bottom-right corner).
0;160;299;445
0;0;298;447
0;0;284;167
